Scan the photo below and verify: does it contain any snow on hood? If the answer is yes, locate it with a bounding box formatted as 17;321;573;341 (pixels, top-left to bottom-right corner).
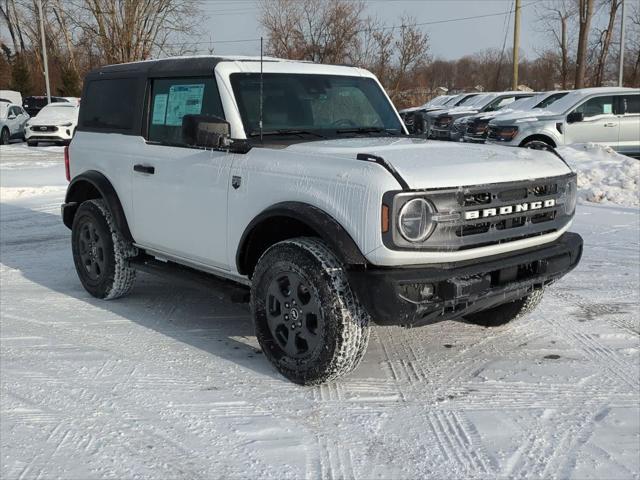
31;105;79;125
286;137;572;189
490;108;560;123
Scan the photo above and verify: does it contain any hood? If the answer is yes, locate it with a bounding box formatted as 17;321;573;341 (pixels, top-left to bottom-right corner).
285;137;571;189
490;108;561;124
31;106;78;125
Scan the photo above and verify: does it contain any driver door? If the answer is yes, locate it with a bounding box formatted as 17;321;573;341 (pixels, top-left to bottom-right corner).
130;76;234;270
564;95;619;148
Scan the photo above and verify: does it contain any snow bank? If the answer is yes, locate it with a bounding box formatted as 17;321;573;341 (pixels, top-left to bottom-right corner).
558;143;639;207
0;185;66;201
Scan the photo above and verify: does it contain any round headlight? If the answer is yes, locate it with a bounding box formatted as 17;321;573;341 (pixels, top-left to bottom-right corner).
398;198;435;243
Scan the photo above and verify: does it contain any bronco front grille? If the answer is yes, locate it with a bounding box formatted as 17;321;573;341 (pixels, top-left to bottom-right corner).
384;174;576;252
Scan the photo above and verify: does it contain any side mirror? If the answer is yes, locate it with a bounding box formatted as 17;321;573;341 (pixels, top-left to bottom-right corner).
182;114;230;149
567;111;584;123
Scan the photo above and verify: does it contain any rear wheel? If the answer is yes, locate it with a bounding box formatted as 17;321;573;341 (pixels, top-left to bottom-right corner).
0;128;9;145
251;238;370;385
464;289;544;327
71;199;137;300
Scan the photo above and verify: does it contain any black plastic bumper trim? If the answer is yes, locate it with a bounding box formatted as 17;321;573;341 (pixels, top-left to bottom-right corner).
348;232;583;327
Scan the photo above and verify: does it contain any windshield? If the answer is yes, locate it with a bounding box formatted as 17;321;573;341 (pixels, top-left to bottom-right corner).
533;91;569;109
456;94;485;107
543;90;609;114
231;73;403;139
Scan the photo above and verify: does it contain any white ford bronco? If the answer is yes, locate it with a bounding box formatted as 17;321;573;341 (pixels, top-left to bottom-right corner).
62;56;583;384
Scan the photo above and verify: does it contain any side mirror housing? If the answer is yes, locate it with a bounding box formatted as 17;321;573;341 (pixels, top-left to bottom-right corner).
182;114;230;149
567;111;584;123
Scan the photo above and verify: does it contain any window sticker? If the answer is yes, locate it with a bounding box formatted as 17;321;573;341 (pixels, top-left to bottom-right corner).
151;94;168;125
165;84;205;126
603;103;613;114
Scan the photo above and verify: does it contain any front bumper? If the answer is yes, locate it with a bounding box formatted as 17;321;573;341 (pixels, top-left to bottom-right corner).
348;232;583;327
463;134;487;143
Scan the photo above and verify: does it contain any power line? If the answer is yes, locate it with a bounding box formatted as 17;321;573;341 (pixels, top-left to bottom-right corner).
163;2;537;48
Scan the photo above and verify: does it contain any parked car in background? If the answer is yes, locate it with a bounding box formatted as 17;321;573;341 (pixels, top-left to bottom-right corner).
462;91;569;143
400;95;458;134
423;93;483;136
22;95;69;117
0;90;23;106
25;102;79;146
430;91;535;141
487;87;639;155
0;101;30;144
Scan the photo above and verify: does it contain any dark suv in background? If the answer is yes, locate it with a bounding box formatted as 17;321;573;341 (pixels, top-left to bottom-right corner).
23;96;69;117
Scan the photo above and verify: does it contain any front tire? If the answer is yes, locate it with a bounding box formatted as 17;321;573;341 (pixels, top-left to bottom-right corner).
464;289;544;327
71;199;137;300
522;139;554;151
251;238;370;385
0;128;9;145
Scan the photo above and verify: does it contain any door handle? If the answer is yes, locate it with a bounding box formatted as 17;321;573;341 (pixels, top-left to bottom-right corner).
603;122;617;127
134;164;155;174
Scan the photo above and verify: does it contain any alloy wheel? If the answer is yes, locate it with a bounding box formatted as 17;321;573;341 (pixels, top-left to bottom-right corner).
265;271;323;358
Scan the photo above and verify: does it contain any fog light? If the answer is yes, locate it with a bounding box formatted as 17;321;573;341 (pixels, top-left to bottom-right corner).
398;283;435;304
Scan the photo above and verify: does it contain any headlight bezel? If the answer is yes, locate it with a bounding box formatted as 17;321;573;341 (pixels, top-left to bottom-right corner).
397;197;436;243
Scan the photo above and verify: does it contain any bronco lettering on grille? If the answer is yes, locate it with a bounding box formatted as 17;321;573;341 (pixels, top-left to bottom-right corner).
464;199;556;220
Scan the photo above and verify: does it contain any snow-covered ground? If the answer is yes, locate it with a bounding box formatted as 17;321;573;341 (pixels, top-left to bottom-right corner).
1;143;639;479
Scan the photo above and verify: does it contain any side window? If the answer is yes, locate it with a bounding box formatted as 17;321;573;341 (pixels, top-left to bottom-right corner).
573;96;615;118
8;106;17;117
623;95;640;115
80;78;139;132
148;77;224;146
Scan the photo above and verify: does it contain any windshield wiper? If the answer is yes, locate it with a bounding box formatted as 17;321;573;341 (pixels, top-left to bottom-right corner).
248;129;327;139
335;127;401;136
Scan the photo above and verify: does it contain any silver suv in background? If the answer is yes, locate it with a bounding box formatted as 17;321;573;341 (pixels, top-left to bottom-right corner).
487;87;640;155
462;91;569;144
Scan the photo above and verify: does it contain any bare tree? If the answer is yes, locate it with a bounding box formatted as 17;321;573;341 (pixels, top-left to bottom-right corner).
575;0;595;88
74;0;202;64
591;0;621;85
260;0;365;64
537;1;576;88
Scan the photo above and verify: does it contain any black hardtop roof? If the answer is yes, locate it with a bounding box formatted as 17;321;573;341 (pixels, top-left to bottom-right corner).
85;56;281;80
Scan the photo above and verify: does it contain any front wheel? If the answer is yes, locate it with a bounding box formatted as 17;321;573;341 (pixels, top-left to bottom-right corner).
0;128;9;145
71;199;137;300
522;139;554;151
251;238;370;385
464;289;544;327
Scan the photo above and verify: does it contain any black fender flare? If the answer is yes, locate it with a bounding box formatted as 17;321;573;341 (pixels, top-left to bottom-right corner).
236;202;368;275
62;170;133;241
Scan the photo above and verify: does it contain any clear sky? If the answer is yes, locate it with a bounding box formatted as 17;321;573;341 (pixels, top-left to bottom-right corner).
196;0;549;60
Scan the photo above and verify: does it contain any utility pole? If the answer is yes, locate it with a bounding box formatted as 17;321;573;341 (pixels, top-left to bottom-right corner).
37;0;51;104
619;0;625;86
512;0;521;91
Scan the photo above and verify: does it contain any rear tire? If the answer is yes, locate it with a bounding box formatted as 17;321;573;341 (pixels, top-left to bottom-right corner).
251;237;370;385
464;289;544;327
71;199;137;300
